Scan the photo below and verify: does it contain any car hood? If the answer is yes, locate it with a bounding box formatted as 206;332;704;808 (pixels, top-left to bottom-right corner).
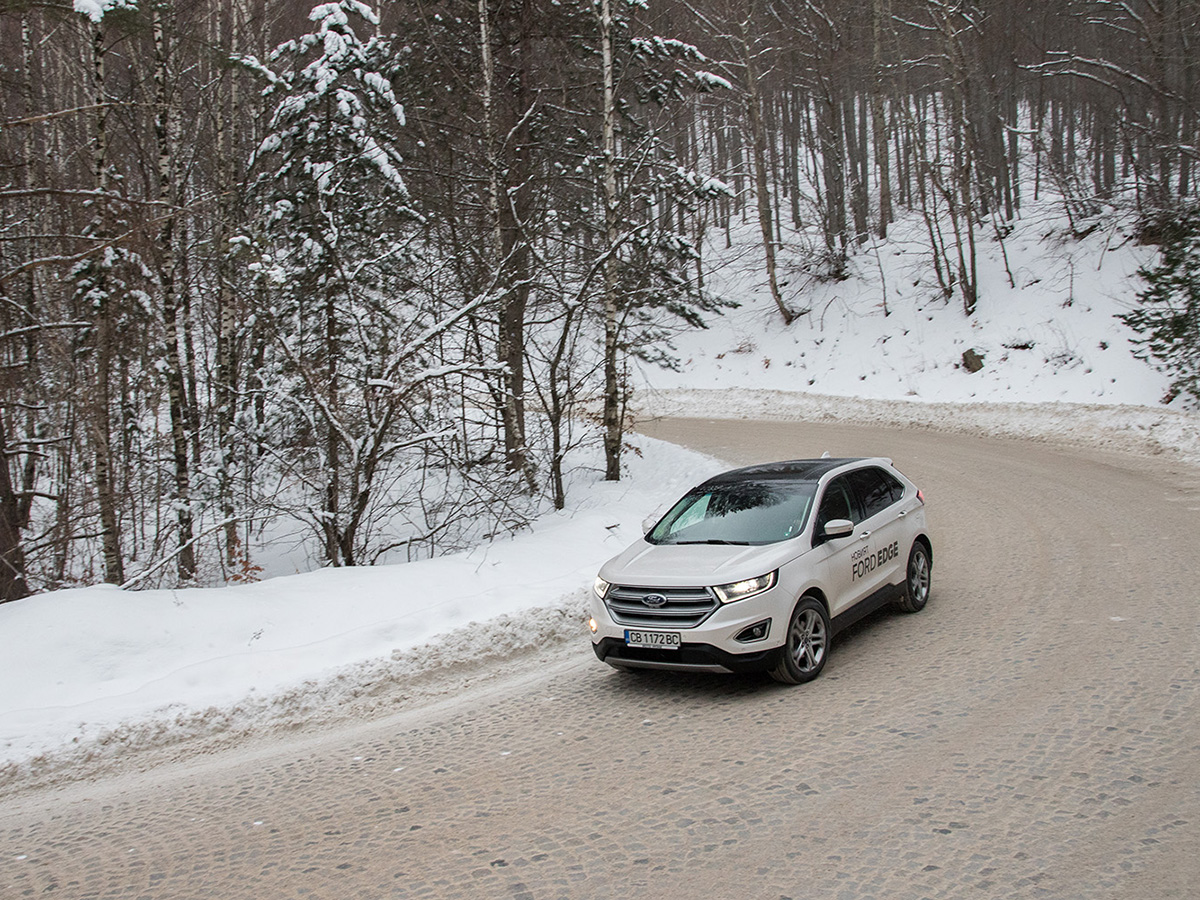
598;538;807;588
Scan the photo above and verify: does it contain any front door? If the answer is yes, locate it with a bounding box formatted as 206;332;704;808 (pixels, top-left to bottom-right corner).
812;475;872;617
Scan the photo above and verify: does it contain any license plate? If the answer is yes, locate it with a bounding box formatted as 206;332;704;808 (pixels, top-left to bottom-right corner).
625;629;681;650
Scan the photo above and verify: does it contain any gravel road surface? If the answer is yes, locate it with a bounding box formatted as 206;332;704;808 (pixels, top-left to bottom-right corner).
3;418;1198;899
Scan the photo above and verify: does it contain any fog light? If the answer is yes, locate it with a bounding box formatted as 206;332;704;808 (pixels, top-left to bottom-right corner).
588;617;598;634
734;619;771;643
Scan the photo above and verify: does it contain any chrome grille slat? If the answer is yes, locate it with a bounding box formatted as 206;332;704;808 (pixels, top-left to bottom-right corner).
605;585;719;628
612;607;705;617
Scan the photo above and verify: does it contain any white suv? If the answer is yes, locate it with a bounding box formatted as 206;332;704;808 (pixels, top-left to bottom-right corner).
589;457;932;684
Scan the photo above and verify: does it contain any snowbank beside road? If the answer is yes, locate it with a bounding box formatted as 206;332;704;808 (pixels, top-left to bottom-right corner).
0;435;725;783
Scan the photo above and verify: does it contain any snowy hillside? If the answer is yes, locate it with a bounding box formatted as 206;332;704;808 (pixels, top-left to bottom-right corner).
642;205;1171;406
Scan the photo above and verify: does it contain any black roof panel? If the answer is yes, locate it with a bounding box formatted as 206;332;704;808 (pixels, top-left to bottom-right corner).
699;458;863;487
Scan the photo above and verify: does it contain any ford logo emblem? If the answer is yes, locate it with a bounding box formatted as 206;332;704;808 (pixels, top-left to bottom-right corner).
642;593;668;609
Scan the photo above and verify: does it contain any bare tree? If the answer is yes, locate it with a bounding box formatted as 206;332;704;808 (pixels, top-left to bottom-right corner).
150;0;197;580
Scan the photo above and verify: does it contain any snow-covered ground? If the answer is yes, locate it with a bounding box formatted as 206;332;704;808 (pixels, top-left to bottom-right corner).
651;204;1170;405
3;202;1198;788
0;436;726;783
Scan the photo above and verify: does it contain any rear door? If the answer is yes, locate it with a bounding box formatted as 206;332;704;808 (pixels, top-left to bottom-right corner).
844;467;908;595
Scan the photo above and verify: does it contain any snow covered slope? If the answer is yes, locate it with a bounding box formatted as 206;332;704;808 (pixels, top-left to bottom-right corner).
642;206;1171;406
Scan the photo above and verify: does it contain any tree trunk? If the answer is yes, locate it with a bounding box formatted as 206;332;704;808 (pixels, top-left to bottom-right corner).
2;11;41;600
600;0;622;482
88;20;124;586
153;3;196;581
741;22;792;325
846;96;869;245
0;408;30;602
493;0;536;488
872;0;892;237
213;0;243;569
324;288;341;565
816;80;847;271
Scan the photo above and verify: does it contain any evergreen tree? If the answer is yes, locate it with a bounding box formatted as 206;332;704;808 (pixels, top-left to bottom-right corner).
1120;210;1200;407
245;1;422;565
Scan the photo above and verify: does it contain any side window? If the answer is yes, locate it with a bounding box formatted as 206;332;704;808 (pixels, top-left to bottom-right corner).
815;476;858;535
846;467;901;520
878;469;905;504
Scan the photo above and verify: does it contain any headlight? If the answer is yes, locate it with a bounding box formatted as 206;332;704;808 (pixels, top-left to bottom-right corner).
713;571;777;603
593;576;611;599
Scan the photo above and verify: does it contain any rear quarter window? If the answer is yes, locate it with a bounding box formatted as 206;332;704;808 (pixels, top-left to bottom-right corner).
847;467;902;519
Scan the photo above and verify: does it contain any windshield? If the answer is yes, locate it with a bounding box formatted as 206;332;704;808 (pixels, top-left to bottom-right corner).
646;479;817;545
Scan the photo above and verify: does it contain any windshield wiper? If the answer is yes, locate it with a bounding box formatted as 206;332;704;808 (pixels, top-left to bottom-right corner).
674;539;751;545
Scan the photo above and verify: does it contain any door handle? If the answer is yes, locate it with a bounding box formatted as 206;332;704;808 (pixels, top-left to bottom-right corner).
858;531;871;540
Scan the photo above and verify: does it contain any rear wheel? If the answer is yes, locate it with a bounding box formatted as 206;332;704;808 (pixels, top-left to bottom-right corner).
769;596;830;684
895;542;931;613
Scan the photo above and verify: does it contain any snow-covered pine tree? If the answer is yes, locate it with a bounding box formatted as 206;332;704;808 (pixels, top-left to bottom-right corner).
1121;210;1200;407
244;1;435;566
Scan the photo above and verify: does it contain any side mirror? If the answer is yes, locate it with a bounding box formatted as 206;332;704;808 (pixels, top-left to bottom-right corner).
642;515;659;534
823;518;854;539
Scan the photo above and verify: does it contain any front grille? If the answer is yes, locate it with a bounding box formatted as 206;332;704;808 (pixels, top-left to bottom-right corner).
605;585;718;628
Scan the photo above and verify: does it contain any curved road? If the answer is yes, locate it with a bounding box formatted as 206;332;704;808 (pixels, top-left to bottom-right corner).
3;418;1200;899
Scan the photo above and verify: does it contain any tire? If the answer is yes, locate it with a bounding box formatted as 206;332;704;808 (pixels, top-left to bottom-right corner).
895;542;931;613
769;596;830;685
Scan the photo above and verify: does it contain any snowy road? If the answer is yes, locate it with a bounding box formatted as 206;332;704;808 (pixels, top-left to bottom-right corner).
3;417;1200;899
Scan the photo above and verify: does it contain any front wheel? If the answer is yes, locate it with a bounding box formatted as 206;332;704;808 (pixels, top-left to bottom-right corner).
769;596;830;685
895;542;931;613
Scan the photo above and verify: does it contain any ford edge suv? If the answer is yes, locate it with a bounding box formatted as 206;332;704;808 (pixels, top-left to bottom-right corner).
588;457;932;684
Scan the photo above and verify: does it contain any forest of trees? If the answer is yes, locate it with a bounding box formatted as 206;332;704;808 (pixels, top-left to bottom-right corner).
0;0;1197;601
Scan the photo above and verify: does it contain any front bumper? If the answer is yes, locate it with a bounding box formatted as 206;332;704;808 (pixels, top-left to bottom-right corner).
592;637;785;674
589;586;788;674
